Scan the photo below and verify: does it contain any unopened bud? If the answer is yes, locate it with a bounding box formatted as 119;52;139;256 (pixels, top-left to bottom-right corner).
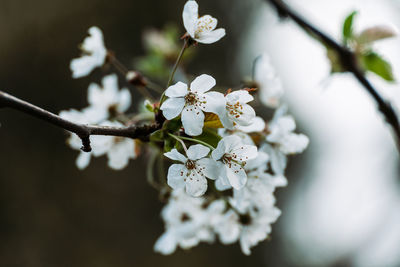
126;71;147;87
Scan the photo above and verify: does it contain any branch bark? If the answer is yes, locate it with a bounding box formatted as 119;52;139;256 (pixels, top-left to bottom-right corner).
0;90;162;152
266;0;400;152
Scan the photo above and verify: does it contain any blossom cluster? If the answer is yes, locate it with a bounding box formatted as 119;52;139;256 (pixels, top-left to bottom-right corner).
60;0;308;255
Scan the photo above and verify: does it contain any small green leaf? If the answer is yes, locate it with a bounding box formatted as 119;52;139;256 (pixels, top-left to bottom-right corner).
163;137;175;152
343;11;357;45
194;128;222;148
162;117;182;132
150;130;164;142
360;52;395;82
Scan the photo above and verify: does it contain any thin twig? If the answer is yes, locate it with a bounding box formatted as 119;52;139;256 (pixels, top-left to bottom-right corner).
167;38;189;88
0;90;161;152
160;38;189;104
266;0;400;152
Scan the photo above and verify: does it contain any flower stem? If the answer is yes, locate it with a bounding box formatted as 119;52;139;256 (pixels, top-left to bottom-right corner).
167;133;188;153
160;38;189;104
107;51;155;101
178;136;215;150
147;149;162;190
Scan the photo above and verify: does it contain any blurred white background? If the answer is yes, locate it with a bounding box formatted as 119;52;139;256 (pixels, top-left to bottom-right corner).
240;0;400;266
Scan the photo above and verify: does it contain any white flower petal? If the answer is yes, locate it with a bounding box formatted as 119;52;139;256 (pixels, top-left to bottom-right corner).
107;139;135;170
70;26;106;79
219;111;235;130
221;135;242;154
225;163;247;190
91;135;112;156
187;144;210;160
216;210;241;244
261;144;287;175
182;0;198;37
117;88;132;113
226;90;254;104
189;74;216;94
160;97;185;120
202;91;226;113
229;103;255;126
87;83;103;106
84;26;105;53
164;149;187;163
245;151;269;172
70;57;98;78
196;158;219;180
280;133;309;154
154;231;177;255
211;139;227;160
102;74;119;93
215;175;232;191
181;105;205;136
165;82;188;97
235;116;265;133
195;28;226;44
167;164;187;189
185;172;208;197
271;175;288;187
231;144;257;162
76;152;91;170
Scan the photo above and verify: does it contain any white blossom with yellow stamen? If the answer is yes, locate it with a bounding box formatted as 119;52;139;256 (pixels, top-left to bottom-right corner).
182;0;226;44
211;135;257;190
160;74;225;136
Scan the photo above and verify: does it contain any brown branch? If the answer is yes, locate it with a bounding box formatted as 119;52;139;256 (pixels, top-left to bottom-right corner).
266;0;400;152
0;90;162;152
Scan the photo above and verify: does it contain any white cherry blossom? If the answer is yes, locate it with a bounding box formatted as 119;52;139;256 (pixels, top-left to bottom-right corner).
58;111;136;170
164;144;218;197
213;191;281;255
154;189;215;255
182;0;226;44
70;26;107;78
160;74;224;136
59;108;96;169
235;116;266;133
266;105;309;155
230;173;282;255
211;135;257;190
236;202;281;255
261;105;309;175
254;54;284;108
218;90;256;130
87;74;131;122
90;121;137;170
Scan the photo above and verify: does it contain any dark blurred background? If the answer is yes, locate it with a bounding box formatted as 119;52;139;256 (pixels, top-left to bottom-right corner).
5;0;399;266
0;0;294;266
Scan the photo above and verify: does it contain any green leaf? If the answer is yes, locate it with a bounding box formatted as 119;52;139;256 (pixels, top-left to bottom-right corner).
163;117;182;132
149;130;164;142
343;11;357;45
163;137;176;152
194;128;222;148
360;52;395;82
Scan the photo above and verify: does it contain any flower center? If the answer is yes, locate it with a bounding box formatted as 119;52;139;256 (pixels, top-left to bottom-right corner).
221;154;233;165
226;101;244;119
180;212;191;222
195;16;214;37
239;213;252;226
185;159;196;170
184;92;198;105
